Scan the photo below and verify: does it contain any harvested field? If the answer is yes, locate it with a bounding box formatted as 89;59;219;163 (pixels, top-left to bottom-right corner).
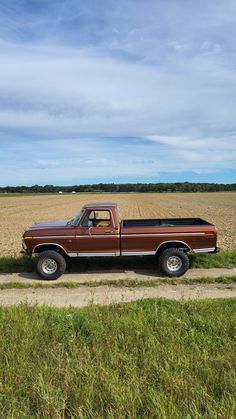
0;192;235;257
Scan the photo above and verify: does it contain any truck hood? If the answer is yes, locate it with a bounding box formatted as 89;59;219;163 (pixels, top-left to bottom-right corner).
29;220;69;230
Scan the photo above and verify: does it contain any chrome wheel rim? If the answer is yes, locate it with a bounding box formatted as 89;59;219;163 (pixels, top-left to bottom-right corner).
166;256;182;272
42;258;58;274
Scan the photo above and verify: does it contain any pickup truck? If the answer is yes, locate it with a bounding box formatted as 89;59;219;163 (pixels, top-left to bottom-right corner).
21;202;219;279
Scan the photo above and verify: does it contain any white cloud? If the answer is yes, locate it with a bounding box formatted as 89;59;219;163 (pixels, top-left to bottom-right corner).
1;42;236;138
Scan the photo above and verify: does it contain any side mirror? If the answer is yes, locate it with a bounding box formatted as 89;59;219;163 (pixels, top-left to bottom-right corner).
88;220;93;227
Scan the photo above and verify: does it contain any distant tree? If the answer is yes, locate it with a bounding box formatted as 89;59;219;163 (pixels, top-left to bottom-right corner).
0;182;235;194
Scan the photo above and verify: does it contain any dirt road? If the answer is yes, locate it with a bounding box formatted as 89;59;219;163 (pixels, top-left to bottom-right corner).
0;267;235;285
0;268;235;307
0;283;236;307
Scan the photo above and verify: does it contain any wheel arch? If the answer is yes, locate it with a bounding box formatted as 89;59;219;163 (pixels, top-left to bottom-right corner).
156;240;191;254
33;243;68;258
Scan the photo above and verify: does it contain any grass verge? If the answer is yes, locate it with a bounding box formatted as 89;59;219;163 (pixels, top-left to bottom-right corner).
0;256;35;273
190;249;236;268
0;250;236;274
0;275;236;290
0;299;235;418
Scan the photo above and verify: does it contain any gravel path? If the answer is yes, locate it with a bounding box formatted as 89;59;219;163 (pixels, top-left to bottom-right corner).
0;267;235;285
0;267;235;306
0;283;235;307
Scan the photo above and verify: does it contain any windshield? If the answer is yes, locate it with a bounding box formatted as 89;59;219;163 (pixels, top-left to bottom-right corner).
70;208;84;226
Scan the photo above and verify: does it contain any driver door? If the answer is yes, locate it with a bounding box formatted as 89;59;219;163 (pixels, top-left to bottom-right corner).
75;209;119;256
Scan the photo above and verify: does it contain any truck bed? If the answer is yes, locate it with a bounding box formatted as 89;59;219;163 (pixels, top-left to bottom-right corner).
121;218;212;228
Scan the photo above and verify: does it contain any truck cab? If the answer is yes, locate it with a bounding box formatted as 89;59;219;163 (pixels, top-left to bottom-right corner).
70;203;120;256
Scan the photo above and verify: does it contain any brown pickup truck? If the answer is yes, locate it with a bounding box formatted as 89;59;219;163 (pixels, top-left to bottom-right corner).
21;202;219;279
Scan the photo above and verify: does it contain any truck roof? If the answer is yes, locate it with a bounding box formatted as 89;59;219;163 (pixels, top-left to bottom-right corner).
83;202;117;209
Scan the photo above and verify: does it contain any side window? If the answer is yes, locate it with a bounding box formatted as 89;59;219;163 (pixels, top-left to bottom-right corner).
82;210;112;227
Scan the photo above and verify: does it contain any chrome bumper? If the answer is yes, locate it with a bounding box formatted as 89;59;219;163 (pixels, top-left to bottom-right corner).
193;246;220;254
21;237;28;255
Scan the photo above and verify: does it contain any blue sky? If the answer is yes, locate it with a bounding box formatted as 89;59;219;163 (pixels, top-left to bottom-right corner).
0;0;236;185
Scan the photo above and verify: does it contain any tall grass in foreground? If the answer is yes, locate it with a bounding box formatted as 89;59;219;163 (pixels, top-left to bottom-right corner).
0;250;236;273
0;299;235;418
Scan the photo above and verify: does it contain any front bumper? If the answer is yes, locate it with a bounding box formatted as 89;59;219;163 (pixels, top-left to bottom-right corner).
20;238;29;255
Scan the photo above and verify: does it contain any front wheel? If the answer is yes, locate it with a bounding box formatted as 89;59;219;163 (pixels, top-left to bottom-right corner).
36;250;66;280
158;248;190;277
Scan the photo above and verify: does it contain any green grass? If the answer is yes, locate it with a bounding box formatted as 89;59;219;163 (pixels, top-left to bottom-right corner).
79;274;236;286
0;275;236;290
0;256;35;273
0;299;235;418
0;250;235;274
190;249;236;268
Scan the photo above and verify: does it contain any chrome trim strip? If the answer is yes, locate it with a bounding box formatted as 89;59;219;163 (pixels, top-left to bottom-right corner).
121;251;156;256
193;248;215;253
32;236;75;239
122;232;205;237
78;252;118;257
76;235;119;238
67;253;78;257
31;234;120;239
29;232;204;239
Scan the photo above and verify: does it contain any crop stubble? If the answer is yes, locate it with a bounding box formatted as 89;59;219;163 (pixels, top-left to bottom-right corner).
0;192;235;257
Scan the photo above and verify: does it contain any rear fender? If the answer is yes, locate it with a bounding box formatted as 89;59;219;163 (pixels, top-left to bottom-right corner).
156;241;191;254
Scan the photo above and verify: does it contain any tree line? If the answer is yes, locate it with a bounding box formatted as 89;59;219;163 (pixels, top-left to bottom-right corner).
0;182;235;193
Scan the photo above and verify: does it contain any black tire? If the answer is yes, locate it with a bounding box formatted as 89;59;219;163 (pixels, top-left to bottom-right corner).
158;248;189;277
36;250;66;280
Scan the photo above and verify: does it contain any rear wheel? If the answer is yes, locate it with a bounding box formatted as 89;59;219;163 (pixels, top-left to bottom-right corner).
36;250;66;280
158;248;189;277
